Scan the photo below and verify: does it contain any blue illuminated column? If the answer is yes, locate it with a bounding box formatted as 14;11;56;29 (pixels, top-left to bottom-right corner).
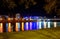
26;22;29;30
24;17;30;31
47;19;50;28
31;16;37;30
37;21;39;30
35;17;39;30
30;17;32;30
6;23;8;32
30;22;32;30
33;22;37;30
24;17;28;31
31;17;34;30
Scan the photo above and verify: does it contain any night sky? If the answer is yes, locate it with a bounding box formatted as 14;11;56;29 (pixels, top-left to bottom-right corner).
0;0;57;17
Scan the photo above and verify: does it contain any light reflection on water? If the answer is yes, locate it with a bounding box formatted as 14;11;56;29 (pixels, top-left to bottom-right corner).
6;23;8;32
5;21;60;32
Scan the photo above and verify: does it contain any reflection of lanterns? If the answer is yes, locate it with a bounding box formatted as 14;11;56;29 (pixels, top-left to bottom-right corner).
47;19;50;28
29;17;32;30
26;22;28;30
54;16;57;28
44;20;46;28
38;19;41;29
54;22;57;28
8;23;11;32
0;23;3;33
16;22;19;32
30;22;32;30
22;22;24;31
15;22;20;32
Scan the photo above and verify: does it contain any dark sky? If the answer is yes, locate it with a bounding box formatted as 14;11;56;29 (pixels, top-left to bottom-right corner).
0;0;57;17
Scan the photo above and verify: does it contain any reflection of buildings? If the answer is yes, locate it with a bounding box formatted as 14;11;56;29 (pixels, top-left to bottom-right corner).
0;14;59;33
